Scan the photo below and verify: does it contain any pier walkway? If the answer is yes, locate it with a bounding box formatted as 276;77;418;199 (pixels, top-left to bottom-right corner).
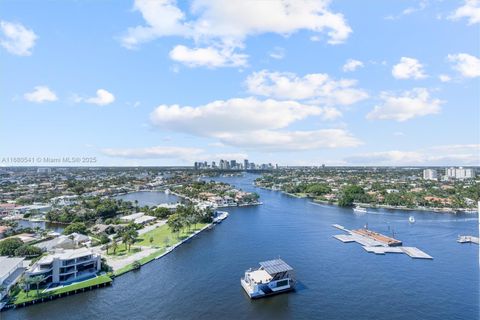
457;236;479;245
333;224;433;260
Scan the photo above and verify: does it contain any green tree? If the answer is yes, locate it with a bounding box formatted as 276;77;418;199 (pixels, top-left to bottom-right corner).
14;244;42;257
63;222;88;235
0;238;23;256
31;275;45;296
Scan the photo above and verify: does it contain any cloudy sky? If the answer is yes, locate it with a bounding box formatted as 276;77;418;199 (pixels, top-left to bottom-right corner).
1;0;479;166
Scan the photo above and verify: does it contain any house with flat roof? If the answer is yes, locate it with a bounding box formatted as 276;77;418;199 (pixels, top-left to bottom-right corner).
0;256;25;300
34;233;90;252
24;248;101;289
120;212;155;225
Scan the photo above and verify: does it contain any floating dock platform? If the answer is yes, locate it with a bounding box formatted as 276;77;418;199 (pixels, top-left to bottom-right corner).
333;224;432;260
457;235;479;245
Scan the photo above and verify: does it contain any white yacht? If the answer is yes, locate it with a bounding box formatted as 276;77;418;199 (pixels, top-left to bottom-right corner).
213;211;229;224
241;259;295;299
353;205;367;214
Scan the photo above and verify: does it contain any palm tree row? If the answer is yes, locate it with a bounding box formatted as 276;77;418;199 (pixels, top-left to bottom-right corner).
167;205;212;240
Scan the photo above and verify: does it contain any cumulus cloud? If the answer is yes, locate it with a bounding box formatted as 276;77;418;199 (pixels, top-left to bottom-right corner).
121;0;352;67
449;0;480;25
150;97;329;135
0;20;37;56
24;86;58;103
245;70;368;106
342;59;364;72
149;96;361;151
217;129;362;151
366;88;443;122
102;146;204;160
84;89;116;106
169;45;247;68
392;57;427;79
344;144;480;166
447;53;480;78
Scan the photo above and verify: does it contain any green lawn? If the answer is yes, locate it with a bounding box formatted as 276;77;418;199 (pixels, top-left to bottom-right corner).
12;275;112;305
106;244;141;257
112;223;208;277
136;223;208;247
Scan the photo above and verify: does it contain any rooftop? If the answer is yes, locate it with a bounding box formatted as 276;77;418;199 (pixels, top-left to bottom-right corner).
248;269;272;284
260;259;293;275
0;256;24;281
35;247;95;265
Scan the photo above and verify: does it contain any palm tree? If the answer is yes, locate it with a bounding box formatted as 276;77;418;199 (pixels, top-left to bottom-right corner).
31;276;45;297
111;241;118;255
18;276;33;297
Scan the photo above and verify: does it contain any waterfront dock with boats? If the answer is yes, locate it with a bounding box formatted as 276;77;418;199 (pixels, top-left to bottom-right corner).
332;224;433;259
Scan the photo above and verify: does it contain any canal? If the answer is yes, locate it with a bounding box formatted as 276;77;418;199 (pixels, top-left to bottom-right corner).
5;174;478;320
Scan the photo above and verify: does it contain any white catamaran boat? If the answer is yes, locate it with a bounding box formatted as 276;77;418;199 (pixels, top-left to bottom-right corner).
353;205;367;214
241;258;295;299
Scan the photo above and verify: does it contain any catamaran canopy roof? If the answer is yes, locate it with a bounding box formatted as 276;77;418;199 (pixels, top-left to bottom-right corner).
260;259;293;275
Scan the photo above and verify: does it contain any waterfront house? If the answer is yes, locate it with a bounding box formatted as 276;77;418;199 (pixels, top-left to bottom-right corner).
34;233;91;252
24;248;101;289
120;212;156;225
0;256;25;300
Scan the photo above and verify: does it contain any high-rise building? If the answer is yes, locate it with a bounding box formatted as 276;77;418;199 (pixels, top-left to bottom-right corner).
244;159;249;171
230;160;237;169
423;169;438;180
445;167;475;179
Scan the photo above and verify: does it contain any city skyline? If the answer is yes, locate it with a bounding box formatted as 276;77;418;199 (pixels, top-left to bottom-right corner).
1;1;479;167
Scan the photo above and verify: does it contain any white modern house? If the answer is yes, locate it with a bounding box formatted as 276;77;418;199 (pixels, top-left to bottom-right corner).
120;212;155;225
24;248;101;289
0;256;25;300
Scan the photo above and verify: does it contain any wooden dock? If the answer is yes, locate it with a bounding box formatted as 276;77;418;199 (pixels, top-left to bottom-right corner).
457;235;479;245
332;224;433;260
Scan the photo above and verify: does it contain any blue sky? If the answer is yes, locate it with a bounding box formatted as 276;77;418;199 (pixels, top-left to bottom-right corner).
1;0;479;166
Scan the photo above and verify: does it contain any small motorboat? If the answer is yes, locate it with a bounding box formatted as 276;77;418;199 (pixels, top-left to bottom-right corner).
409;216;415;223
353;205;367;214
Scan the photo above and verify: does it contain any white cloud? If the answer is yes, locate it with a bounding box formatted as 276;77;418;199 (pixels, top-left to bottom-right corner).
447;53;480;78
150;97;329;135
345;144;480;166
84;89;116;106
438;74;452;82
245;70;368;106
121;0;352;67
0;20;37;56
149;96;361;151
449;0;480;25
367;88;443;122
385;0;429;20
102;146;203;160
216;129;362;151
269;47;285;60
392;57;427;79
169;45;247;68
24;86;58;103
342;59;364;72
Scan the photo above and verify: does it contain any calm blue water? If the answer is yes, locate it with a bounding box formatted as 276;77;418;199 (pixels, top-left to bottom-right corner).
5;174;479;320
114;191;179;206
